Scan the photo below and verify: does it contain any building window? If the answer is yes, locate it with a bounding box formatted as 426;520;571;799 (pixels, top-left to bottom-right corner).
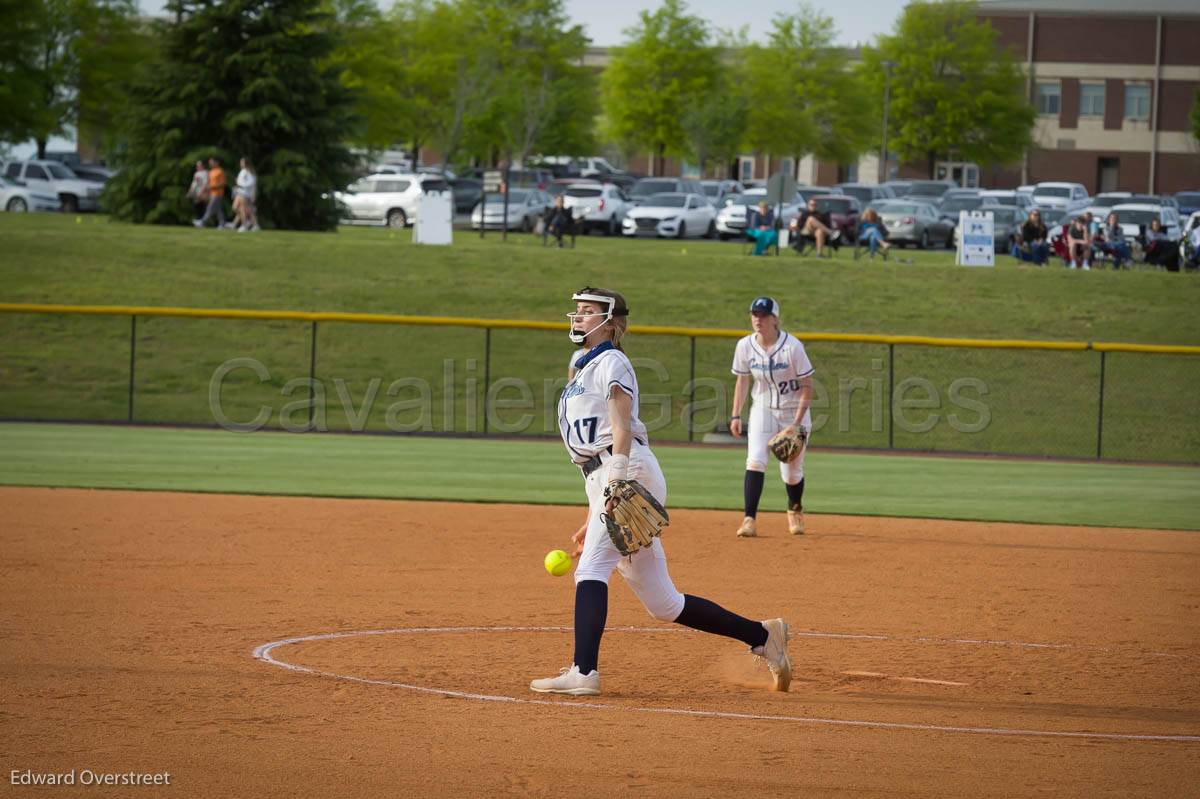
1124;84;1150;120
1035;82;1060;115
1080;84;1105;117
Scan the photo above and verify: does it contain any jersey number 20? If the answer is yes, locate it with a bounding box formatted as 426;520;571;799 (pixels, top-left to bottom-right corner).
573;416;598;444
778;378;803;395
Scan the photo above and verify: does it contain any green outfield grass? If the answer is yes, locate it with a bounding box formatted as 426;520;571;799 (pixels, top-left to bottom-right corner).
2;214;1199;461
1;423;1196;531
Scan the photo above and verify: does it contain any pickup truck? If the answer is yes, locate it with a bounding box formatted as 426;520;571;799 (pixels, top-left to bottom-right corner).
2;159;103;212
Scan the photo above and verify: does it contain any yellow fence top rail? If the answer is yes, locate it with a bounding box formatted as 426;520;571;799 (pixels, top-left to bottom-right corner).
1;302;1197;356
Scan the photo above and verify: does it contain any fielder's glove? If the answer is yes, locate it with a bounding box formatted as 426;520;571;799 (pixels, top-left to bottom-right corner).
601;479;670;556
768;426;808;463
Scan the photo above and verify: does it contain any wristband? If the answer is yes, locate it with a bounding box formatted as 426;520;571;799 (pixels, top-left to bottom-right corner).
731;415;741;420
607;453;629;482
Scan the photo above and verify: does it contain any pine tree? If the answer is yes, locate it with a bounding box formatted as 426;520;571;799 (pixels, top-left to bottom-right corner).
106;0;356;230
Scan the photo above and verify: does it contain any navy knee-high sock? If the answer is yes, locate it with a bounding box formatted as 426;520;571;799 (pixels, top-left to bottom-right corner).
743;470;765;518
785;478;805;511
673;594;768;648
573;580;608;674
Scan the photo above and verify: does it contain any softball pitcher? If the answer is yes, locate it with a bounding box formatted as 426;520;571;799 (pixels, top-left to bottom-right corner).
530;287;792;696
730;297;815;537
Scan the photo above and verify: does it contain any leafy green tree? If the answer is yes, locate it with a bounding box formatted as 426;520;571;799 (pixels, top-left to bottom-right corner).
680;63;746;177
0;0;140;158
106;0;356;230
489;0;596;165
863;0;1034;177
601;0;719;174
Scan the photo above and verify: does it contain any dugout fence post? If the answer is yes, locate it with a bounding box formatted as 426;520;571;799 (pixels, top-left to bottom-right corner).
308;321;318;430
687;336;696;443
887;342;895;450
482;327;491;435
1096;350;1106;459
127;315;137;423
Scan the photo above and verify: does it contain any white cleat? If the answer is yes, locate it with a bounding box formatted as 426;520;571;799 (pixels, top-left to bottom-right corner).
753;618;792;692
787;509;805;535
530;665;600;696
736;517;757;538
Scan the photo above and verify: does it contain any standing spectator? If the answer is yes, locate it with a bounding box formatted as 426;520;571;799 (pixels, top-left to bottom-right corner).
855;207;890;260
186;161;208;220
232;157;259;232
543;194;574;247
747;200;777;256
193;157;227;229
1065;215;1091;269
789;198;839;257
1016;209;1050;265
1143;218;1178;270
1102;212;1132;269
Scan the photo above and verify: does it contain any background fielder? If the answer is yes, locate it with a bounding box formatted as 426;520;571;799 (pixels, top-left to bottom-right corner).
730;297;815;537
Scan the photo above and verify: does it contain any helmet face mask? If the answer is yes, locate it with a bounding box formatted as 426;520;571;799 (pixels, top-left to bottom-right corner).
567;288;624;345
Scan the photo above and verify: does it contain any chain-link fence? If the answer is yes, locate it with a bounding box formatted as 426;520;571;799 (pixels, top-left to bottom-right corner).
1;304;1197;463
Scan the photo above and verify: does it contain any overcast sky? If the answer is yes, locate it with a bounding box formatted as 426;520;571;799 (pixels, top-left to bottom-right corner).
137;0;909;47
8;0;908;158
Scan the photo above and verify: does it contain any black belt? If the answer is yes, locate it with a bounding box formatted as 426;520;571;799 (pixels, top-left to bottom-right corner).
579;439;645;478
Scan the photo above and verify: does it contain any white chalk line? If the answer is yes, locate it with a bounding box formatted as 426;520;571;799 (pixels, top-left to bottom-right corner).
251;627;1200;744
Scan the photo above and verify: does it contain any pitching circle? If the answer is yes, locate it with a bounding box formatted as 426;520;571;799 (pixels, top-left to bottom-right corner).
252;625;1199;744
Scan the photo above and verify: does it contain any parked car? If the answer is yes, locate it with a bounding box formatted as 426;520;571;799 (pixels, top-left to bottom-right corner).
561;183;629;235
1108;203;1183;244
833;182;895;204
334;172;450;228
941;187;982;200
700;179;744;207
470;187;552;231
903;179;958;201
938;194;987;225
2;159;101;212
502;168;553;190
627;177;705;207
794;186;834;204
1032;181;1089;211
952;205;1025;252
1174;191;1200;217
622;192;716;238
69;163;116;184
574;156;625;179
448;178;483;214
870;199;954;248
372;161;415;175
0;175;60;212
882;180;913;197
416;165;457;181
978;190;1035;215
804;195;862;239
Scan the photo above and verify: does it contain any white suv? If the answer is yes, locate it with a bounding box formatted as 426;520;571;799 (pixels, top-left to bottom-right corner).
1032;181;1089;211
335;172;450;228
561;183;628;235
3;160;102;212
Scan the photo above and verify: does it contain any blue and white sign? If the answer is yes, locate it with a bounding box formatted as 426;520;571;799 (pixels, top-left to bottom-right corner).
957;210;995;267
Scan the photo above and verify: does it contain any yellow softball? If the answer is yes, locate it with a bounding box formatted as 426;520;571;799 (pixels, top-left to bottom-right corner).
544;549;572;577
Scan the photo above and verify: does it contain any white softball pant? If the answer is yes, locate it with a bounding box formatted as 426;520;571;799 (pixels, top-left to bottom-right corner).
574;440;686;623
746;405;808;484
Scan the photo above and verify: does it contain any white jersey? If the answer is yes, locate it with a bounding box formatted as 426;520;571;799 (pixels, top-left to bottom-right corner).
731;331;815;425
558;343;648;463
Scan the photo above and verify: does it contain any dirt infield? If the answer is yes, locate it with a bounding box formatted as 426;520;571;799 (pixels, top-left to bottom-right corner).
2;487;1197;797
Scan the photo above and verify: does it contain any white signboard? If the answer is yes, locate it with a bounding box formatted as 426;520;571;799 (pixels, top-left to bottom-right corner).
413;190;453;246
957;210;995;267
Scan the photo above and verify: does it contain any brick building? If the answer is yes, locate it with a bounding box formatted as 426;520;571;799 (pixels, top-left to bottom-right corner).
971;0;1200;193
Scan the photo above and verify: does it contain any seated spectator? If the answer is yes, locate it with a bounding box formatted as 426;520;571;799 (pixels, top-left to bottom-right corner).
1143;218;1179;271
1065;215;1091;269
1014;209;1050;265
1101;211;1132;269
789;197;840;257
1185;223;1200;270
747;200;778;256
855;207;891;260
543;195;575;247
